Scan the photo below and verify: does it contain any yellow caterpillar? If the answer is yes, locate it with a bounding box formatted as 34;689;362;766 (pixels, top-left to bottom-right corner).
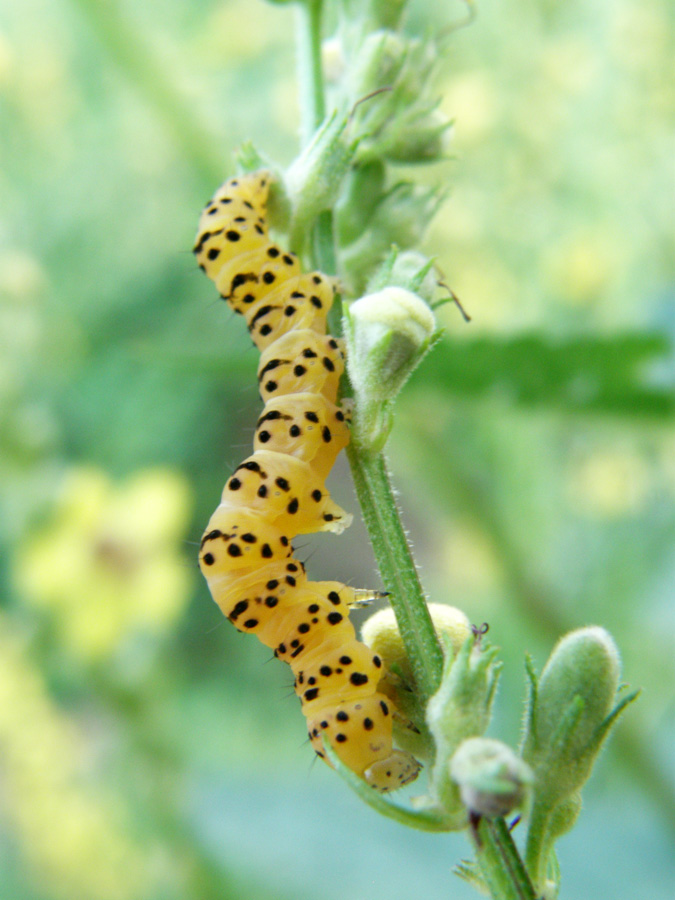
195;172;421;792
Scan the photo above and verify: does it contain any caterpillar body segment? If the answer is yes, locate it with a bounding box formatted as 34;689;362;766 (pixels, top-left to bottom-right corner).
196;172;421;792
257;330;345;404
199;507;292;575
253;393;350;479
245;273;337;351
220;451;352;535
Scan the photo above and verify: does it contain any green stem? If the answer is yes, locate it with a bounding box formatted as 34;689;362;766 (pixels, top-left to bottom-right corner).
295;0;326;147
523;803;550;891
346;448;444;702
475;818;539;900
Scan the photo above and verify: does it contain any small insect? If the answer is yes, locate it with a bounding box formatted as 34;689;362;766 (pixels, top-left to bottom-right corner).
195;172;421;792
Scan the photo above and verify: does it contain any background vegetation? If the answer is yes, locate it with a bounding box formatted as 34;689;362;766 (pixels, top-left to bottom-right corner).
0;0;673;897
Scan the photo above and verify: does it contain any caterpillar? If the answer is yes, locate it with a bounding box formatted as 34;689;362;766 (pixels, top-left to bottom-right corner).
195;172;421;792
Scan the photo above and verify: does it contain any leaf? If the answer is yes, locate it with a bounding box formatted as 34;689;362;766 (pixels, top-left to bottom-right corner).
409;332;675;418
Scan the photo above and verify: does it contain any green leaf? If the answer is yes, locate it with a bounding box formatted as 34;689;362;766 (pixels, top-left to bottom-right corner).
409;333;675;418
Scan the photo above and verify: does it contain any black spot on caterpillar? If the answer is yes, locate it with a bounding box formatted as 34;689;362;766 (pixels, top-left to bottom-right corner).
196;172;421;792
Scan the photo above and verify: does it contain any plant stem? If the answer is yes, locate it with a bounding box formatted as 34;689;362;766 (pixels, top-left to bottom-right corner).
475;818;539;900
346;448;444;702
295;0;326;147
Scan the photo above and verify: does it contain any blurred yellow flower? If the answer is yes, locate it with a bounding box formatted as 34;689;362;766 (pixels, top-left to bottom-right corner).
14;466;194;661
0;615;153;900
567;448;651;517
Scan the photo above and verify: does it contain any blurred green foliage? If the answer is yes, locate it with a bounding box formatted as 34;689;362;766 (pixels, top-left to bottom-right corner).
0;0;673;898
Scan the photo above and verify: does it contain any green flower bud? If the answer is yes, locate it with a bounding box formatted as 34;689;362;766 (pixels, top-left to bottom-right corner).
522;627;622;809
521;627;639;893
348;31;408;114
286;111;358;251
425;632;501;815
343;287;436;451
367;250;439;305
335;161;387;246
340;183;443;289
372;183;443;248
380;108;452;164
344;30;450;165
450;737;533;819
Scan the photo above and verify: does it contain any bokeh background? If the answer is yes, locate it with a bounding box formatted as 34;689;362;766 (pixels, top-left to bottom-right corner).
1;0;673;898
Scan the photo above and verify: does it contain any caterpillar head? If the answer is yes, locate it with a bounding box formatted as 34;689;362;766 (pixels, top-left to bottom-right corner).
199;507;291;575
308;693;421;792
203;172;270;219
194;173;272;280
364;751;422;793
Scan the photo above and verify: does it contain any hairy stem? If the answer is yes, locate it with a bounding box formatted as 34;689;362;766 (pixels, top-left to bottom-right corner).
295;0;326;147
476;818;539;900
345;448;444;702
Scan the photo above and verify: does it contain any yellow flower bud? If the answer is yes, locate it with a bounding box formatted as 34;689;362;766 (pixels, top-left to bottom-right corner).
361;602;471;682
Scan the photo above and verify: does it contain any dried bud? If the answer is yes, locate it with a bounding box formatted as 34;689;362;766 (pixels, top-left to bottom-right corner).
450;737;533;819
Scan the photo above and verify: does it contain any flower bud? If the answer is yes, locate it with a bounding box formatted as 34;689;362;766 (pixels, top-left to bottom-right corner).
370;250;439;305
335;161;387;246
381;108;452;163
344;287;436;451
450;737;533;819
348;31;408;117
285;111;358;251
425;632;501;815
521;627;638;894
361;604;471;762
339;182;443;294
345;30;450;165
361;603;471;684
521;626;622;809
339;184;443;291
